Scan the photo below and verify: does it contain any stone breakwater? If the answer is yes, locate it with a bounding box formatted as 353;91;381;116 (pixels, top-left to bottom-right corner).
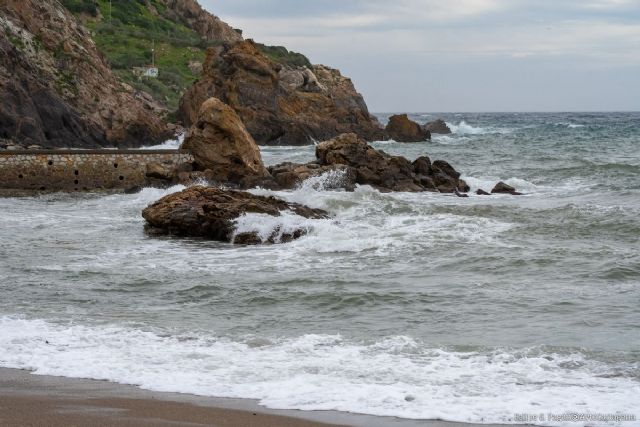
0;150;193;192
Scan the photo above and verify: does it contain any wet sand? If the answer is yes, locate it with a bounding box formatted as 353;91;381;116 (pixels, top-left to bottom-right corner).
0;368;529;427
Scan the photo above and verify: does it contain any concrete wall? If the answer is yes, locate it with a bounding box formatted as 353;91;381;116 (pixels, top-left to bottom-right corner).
0;150;193;192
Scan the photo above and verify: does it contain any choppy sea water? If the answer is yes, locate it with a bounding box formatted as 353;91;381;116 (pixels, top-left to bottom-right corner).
1;112;639;426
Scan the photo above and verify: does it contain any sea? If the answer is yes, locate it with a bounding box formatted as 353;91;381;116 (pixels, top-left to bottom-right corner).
1;112;639;426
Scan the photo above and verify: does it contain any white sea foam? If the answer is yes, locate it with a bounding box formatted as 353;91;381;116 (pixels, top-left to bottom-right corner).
554;123;585;129
447;121;513;135
0;316;637;426
142;133;185;149
232;211;325;244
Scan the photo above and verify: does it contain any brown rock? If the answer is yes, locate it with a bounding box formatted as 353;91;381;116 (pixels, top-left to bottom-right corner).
385;114;431;143
181;98;271;187
179;40;385;145
424;119;452;135
142;186;328;244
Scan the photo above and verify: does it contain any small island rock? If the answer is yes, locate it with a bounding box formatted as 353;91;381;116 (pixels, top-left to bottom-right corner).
385;114;431;142
424;119;452;135
142;186;328;244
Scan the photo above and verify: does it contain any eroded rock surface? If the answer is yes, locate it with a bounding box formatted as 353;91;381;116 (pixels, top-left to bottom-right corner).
179;40;385;145
181;98;271;187
142;186;328;244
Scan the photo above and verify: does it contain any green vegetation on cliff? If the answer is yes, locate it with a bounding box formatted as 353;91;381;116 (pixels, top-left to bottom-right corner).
61;0;311;112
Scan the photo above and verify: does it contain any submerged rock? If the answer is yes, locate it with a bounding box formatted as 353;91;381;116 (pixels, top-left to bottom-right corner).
476;189;491;196
385;114;431;142
181;98;272;188
424;119;452;135
142;186;328;244
492;181;523;195
268;162;357;191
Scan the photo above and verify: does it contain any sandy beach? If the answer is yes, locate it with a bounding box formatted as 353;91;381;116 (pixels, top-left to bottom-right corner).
0;368;532;427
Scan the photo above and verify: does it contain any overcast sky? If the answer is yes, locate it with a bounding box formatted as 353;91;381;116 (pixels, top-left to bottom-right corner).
201;0;640;112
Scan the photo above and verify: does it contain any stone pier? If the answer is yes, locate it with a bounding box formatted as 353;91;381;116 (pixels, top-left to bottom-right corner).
0;150;193;192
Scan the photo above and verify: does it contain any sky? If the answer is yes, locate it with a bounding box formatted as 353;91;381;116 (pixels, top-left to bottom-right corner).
200;0;640;112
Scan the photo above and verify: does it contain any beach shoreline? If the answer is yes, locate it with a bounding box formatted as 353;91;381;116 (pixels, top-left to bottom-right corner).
0;367;529;427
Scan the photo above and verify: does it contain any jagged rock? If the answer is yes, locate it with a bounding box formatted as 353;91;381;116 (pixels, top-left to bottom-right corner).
268;162;357;191
179;40;385;145
424;119;452;135
181;98;271;187
385;114;431;142
142;186;328;244
492;181;522;195
311;133;466;193
0;0;170;148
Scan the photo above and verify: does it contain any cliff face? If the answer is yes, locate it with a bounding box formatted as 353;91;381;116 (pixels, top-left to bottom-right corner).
179;40;385;146
159;0;243;43
0;0;171;148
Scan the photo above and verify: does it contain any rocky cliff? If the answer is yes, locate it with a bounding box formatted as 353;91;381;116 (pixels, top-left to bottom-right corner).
0;0;171;148
179;40;385;146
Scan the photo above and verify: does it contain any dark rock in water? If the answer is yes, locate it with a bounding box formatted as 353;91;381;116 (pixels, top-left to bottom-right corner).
424;119;452;135
316;133;422;192
313;133;465;193
268;162;357;191
492;181;523;195
476;189;491;196
179;40;385;146
181;98;272;188
385;114;431;143
454;189;469;198
142;186;328;244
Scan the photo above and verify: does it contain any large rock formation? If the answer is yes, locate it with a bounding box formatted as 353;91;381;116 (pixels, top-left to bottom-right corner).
385;114;430;142
424;119;452;135
158;0;243;44
0;0;170;148
179;40;385;146
269;133;469;194
181;98;271;187
142;186;328;244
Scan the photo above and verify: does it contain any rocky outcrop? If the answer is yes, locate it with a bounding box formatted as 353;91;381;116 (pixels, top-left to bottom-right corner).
270;133;468;194
424;119;452;135
385;114;430;142
159;0;242;44
492;181;522;195
181;98;271;187
268;163;357;191
0;0;170;149
179;40;385;146
142;186;328;244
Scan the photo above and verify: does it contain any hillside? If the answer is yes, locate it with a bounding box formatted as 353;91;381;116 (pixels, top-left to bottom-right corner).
61;0;311;111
